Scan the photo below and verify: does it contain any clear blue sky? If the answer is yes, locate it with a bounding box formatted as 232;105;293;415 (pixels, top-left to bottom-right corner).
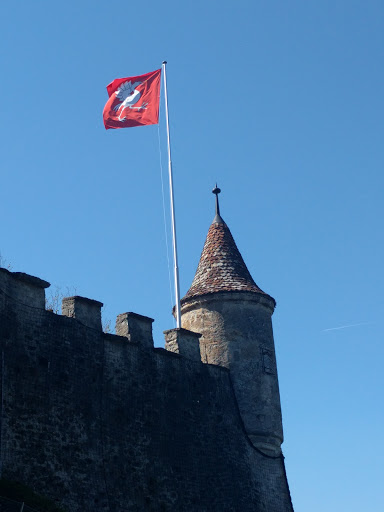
1;1;383;510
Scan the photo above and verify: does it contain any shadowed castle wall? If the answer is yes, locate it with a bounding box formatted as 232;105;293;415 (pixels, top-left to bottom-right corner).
0;268;293;512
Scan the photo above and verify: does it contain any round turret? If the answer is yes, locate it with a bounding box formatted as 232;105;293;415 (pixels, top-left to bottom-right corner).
180;187;283;455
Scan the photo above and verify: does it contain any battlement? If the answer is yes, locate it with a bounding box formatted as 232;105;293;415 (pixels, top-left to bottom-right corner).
0;268;203;360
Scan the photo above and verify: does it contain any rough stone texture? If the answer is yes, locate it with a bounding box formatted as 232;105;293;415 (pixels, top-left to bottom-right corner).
183;215;275;304
0;268;49;309
115;312;154;347
62;296;103;330
164;328;201;361
181;291;283;455
180;215;284;456
0;269;293;511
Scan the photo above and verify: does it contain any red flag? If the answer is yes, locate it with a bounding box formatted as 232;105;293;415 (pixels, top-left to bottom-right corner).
103;69;161;130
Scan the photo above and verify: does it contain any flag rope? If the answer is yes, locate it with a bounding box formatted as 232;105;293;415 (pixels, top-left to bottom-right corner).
157;95;176;326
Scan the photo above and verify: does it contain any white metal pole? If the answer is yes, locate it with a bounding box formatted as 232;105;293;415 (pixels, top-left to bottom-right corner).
162;61;181;328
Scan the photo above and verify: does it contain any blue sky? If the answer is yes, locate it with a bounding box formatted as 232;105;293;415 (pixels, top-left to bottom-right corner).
1;1;383;510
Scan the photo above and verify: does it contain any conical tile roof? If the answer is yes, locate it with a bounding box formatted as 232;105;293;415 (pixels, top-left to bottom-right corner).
182;213;271;302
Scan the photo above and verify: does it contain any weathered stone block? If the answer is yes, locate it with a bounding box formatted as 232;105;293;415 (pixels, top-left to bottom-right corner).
62;296;103;330
115;312;154;347
164;328;202;362
0;268;49;309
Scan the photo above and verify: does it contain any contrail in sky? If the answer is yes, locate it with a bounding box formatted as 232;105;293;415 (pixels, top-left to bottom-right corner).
323;322;373;332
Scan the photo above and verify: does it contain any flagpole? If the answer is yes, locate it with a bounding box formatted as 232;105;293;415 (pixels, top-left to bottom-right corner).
162;61;181;328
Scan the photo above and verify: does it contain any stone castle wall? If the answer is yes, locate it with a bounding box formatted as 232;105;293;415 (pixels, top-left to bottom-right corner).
0;268;293;511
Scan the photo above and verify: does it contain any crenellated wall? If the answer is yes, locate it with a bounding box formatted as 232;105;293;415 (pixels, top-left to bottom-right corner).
0;268;293;512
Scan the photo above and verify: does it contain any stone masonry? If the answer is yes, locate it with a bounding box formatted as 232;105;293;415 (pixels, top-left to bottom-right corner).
180;199;285;457
0;266;293;511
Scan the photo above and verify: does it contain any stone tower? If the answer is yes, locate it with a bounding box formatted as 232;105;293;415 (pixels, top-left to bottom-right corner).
180;186;284;456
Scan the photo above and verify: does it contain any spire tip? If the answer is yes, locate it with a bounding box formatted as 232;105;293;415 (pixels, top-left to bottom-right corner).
212;184;222;220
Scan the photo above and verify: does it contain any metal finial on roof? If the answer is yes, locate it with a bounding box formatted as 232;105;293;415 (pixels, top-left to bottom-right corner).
212;184;221;218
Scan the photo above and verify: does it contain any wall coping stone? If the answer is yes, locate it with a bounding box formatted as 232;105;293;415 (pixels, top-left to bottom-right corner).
0;268;50;289
119;311;154;322
63;295;103;307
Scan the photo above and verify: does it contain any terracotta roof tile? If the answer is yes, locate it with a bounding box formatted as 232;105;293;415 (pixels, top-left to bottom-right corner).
182;215;271;302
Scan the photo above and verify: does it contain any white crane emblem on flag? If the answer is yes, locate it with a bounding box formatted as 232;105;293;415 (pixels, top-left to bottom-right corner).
113;81;148;121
